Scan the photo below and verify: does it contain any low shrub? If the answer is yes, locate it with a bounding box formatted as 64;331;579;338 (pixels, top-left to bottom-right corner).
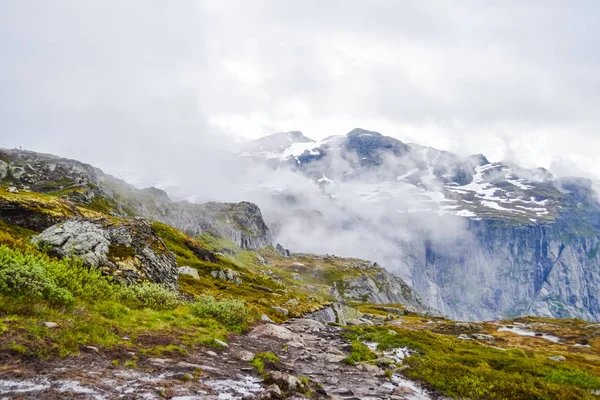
190;294;249;332
120;281;182;310
0;246;74;308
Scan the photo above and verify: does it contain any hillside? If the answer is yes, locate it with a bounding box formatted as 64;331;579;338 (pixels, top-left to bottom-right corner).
0;148;599;399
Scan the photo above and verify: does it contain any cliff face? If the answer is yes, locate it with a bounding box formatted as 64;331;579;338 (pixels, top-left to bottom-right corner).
0;148;272;250
408;193;600;321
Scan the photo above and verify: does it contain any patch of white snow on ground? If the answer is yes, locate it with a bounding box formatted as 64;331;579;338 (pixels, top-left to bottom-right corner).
203;376;263;399
497;326;561;343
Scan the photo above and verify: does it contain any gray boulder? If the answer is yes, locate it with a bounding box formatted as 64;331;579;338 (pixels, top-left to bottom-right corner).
32;218;178;288
178;266;199;280
210;268;242;284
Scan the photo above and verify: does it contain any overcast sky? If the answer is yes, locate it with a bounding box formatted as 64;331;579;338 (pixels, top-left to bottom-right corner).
1;0;599;179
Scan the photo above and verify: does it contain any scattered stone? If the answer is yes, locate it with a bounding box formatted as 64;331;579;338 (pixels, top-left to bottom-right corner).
7;186;19;193
206;350;218;357
275;243;290;258
261;314;274;323
457;334;472;340
584;324;600;329
272;306;289;316
306;306;336;324
264;371;307;392
235;350;255;362
211;268;242;284
548;355;566;362
82;346;99;353
178;266;199;279
472;333;496;342
257;384;282;399
198;365;223;374
176;361;203;370
249;324;303;343
214;339;229;348
43;322;59;329
252;285;273;293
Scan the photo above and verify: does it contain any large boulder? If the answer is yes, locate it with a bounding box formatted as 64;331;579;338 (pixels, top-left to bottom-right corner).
32;218;178;288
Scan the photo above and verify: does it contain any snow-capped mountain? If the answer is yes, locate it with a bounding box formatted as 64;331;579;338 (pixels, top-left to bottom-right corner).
243;128;600;322
243;128;563;224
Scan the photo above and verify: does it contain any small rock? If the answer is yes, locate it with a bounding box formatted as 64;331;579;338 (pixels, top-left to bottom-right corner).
7;186;19;193
178;266;199;280
261;314;274;323
252;285;273;293
177;361;203;370
272;306;289;316
211;268;242;284
214;339;228;348
393;386;416;395
258;384;282;399
83;345;99;353
206;350;218;357
199;365;223;374
249;324;302;342
472;333;496;342
457;334;472;340
44;322;59;329
235;350;255;362
548;355;566;362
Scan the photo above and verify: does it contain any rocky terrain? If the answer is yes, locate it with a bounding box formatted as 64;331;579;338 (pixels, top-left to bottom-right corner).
0;147;599;399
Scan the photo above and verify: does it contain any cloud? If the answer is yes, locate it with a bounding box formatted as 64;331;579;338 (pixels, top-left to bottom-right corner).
1;0;600;177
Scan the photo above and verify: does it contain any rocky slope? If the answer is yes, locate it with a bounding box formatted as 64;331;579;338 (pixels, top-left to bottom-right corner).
0;148;271;250
243;129;600;322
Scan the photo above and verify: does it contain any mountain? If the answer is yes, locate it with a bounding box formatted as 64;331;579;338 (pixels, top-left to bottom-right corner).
244;129;600;321
2;147;600;399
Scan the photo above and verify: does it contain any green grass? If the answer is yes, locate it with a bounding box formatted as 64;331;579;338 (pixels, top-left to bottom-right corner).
343;326;600;399
251;351;280;373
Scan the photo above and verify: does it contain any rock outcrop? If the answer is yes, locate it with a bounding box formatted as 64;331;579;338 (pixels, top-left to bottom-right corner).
32;218;178;288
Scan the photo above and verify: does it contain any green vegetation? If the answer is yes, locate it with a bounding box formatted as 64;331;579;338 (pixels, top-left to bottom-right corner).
190;294;250;333
344;326;600;399
343;340;377;365
251;351;280;373
107;244;136;260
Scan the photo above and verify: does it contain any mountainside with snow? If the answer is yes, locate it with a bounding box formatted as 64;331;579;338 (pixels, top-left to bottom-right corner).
243;129;600;321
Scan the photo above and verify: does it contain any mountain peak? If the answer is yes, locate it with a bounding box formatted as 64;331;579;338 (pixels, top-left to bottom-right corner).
346;128;383;137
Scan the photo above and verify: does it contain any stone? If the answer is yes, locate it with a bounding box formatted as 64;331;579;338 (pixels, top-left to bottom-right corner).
457;334;472;340
32;218;178;288
261;314;274;323
306;306;336;324
272;306;289;316
206;351;218;357
44;322;59;329
548;355;566;361
252;285;273;293
214;339;228;348
258;384;282;399
7;186;19;193
472;333;496;342
235;350;255;362
249;324;303;343
211;268;242;284
264;371;306;392
275;243;290;258
178;266;199;279
83;346;99;353
176;361;203;370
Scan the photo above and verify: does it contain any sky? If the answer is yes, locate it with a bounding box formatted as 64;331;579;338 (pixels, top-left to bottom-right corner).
1;0;600;179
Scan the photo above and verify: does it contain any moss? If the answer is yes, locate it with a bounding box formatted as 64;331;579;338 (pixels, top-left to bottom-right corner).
107;244;136;260
343;340;377;365
86;197;116;214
